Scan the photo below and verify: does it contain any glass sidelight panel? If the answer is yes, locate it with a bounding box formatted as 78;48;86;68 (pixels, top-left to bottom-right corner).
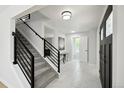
106;12;113;37
101;28;104;40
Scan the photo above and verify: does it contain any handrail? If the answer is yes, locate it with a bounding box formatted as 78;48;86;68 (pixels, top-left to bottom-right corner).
19;18;60;73
20;18;60;73
19;18;59;53
44;39;59;52
20;18;44;40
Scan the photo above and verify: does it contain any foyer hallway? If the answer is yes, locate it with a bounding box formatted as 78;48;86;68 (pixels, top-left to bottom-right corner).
47;60;101;88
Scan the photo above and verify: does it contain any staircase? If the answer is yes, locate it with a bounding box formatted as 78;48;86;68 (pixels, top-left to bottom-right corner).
14;29;59;88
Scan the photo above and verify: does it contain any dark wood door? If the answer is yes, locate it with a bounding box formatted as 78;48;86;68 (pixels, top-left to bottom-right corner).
100;39;105;87
99;5;112;88
100;35;112;88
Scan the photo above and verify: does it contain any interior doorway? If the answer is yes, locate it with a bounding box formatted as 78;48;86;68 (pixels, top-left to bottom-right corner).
72;37;80;60
71;36;88;63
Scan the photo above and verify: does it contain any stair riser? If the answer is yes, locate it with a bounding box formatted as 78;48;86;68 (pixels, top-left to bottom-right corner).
35;68;51;81
35;57;45;62
39;74;57;88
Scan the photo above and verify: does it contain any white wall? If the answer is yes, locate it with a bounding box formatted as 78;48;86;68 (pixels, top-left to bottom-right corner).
88;30;97;64
44;24;55;46
0;5;34;88
66;30;97;64
96;6;108;68
113;5;124;87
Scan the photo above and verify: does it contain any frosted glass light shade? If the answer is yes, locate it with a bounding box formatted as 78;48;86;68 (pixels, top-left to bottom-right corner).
62;11;72;20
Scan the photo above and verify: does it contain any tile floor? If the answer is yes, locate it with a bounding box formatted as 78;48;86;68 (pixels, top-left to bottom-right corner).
47;60;101;88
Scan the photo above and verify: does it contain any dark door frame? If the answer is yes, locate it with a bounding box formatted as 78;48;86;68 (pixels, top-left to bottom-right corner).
99;5;113;88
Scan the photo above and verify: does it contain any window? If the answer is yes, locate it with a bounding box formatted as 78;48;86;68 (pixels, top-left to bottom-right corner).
106;11;113;37
101;28;103;40
75;37;80;49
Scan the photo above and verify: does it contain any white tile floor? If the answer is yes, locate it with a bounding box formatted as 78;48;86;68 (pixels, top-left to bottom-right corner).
47;60;101;88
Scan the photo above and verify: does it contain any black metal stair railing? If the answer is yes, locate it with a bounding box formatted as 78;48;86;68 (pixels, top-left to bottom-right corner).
13;18;60;88
13;30;34;88
44;39;60;73
19;18;60;73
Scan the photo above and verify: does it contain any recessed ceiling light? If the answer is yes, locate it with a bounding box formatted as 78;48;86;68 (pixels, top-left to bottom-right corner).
61;11;72;20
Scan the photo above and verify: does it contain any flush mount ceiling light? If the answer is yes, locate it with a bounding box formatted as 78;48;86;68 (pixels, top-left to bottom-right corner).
61;11;72;20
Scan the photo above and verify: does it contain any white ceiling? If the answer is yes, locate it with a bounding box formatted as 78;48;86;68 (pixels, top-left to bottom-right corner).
39;5;106;34
0;5;9;13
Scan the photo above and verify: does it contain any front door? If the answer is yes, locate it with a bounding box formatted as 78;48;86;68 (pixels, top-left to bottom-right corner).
99;5;113;88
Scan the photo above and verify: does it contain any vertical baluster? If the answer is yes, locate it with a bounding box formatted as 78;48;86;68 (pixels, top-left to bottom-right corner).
13;32;17;64
58;51;60;73
44;40;46;57
31;55;34;88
